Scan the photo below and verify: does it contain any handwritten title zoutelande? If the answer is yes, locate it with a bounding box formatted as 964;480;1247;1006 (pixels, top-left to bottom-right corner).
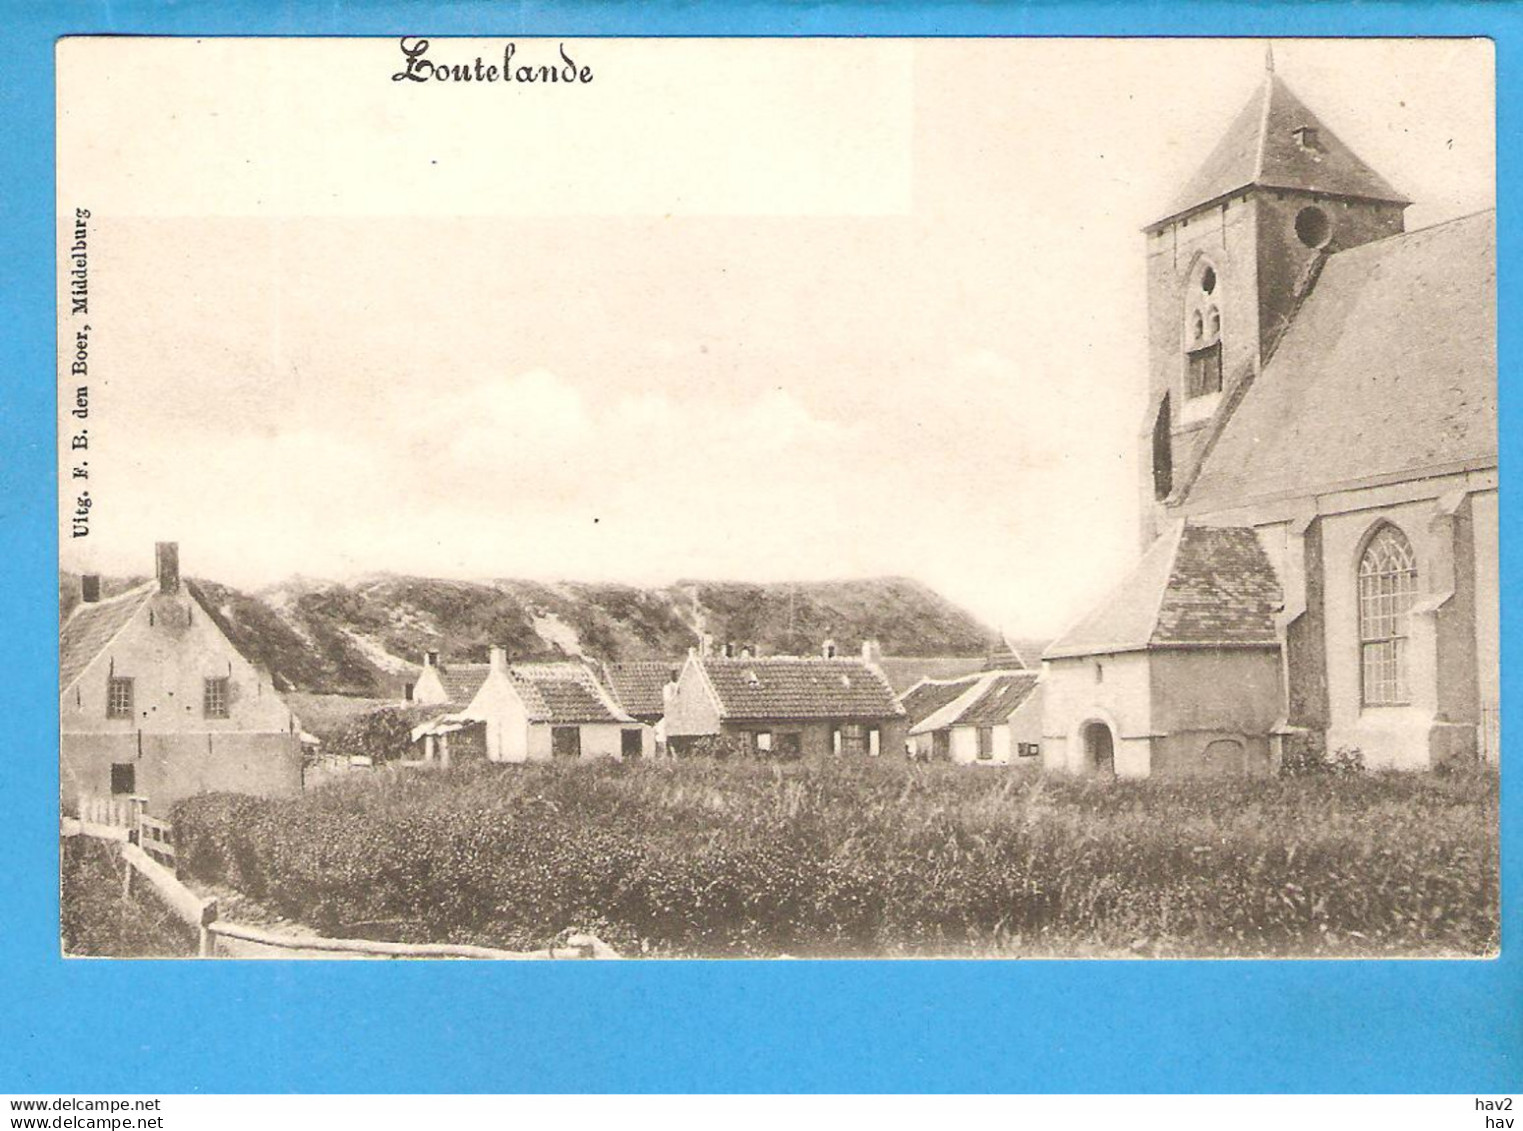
392;37;593;85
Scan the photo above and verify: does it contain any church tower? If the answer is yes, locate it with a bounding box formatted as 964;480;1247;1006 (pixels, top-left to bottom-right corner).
1139;48;1409;542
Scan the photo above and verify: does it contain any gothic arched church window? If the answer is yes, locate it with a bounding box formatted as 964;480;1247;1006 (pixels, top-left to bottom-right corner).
1358;524;1418;706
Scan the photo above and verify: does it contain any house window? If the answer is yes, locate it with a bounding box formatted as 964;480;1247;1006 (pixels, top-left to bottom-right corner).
1186;342;1223;398
107;677;134;719
1359;525;1418;706
869;727;881;757
755;730;773;753
1017;742;1041;759
621;728;643;759
839;724;868;757
977;727;994;761
552;726;582;758
776;732;802;759
110;763;135;796
203;677;230;719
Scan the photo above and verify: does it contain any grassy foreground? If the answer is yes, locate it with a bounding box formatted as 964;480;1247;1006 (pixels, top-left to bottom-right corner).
172;759;1497;958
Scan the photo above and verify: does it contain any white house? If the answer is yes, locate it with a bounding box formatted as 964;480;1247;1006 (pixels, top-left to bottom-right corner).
903;670;1042;765
415;648;655;764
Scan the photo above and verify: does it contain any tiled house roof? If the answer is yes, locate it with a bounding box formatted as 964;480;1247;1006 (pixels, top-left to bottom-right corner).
438;664;491;705
954;672;1041;727
601;661;677;721
899;675;982;729
699;657;903;722
59;584;155;694
1156;72;1407;226
1046;524;1282;658
908;670;1040;735
1184;211;1497;513
509;662;634;724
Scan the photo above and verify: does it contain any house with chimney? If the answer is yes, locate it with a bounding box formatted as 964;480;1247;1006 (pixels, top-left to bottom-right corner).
664;640;906;760
413;648;653;764
410;650;491;708
59;543;306;814
1042;56;1497;777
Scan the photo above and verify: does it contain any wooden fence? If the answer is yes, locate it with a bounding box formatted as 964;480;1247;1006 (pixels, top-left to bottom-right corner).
78;794;141;830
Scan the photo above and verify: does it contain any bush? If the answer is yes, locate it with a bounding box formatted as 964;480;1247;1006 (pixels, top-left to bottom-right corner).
332;705;428;764
170;759;1498;958
1281;736;1365;778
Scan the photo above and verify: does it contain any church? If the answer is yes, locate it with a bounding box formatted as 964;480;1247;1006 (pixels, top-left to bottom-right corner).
1041;57;1497;777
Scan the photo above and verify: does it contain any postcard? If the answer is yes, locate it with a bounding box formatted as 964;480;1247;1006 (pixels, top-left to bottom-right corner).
56;36;1497;960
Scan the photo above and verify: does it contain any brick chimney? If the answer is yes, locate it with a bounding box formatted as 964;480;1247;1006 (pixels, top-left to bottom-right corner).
423;650;440;669
861;639;882;665
822;638;837;659
80;574;101;604
489;645;508;673
155;542;180;594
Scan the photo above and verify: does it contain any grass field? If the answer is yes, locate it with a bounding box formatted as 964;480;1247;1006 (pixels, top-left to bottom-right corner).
171;759;1498;959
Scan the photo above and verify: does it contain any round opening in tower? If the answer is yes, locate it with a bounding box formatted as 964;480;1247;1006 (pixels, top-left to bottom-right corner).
1295;205;1332;249
1200;266;1217;294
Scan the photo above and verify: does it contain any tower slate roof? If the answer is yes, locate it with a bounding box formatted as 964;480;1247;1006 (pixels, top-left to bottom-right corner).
1184;210;1497;513
1045;524;1282;659
1154;71;1409;227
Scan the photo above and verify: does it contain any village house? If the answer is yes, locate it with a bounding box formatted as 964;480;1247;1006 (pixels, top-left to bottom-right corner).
1043;57;1497;777
59;542;306;814
600;659;680;744
664;641;906;760
903;669;1043;765
414;648;653;764
409;650;491;707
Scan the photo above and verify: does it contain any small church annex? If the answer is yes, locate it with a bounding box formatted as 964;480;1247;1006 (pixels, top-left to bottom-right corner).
1043;57;1498;777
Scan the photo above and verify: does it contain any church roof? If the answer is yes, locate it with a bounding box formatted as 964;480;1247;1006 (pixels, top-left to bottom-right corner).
1184;210;1497;513
1045;524;1281;659
1154;71;1408;227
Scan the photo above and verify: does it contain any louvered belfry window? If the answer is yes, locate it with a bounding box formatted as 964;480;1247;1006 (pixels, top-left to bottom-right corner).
1358;525;1418;706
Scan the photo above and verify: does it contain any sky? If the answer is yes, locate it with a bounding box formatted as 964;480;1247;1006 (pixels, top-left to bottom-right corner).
56;37;1493;636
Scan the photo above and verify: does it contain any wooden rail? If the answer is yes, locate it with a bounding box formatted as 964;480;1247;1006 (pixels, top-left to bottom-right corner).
138;814;176;870
206;921;610;960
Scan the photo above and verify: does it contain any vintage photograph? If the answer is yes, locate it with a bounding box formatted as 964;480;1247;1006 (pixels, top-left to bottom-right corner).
56;37;1497;959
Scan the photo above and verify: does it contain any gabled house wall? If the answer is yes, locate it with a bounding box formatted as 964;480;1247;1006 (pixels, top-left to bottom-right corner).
61;558;303;813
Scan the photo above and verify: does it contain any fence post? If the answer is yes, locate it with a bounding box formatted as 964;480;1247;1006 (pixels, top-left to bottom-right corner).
198;899;219;958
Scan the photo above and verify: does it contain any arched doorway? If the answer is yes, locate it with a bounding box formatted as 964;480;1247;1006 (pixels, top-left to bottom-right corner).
1083;721;1115;777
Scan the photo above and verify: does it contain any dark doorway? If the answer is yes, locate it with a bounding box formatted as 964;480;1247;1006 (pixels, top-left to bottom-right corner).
110;762;135;795
551;726;581;759
1083;721;1115;777
621;728;643;759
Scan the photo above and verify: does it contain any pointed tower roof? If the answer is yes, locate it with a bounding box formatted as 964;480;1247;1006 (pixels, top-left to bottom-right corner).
1152;68;1408;228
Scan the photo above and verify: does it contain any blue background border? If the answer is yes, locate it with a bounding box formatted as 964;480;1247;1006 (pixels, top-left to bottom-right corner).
2;1;1516;1093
